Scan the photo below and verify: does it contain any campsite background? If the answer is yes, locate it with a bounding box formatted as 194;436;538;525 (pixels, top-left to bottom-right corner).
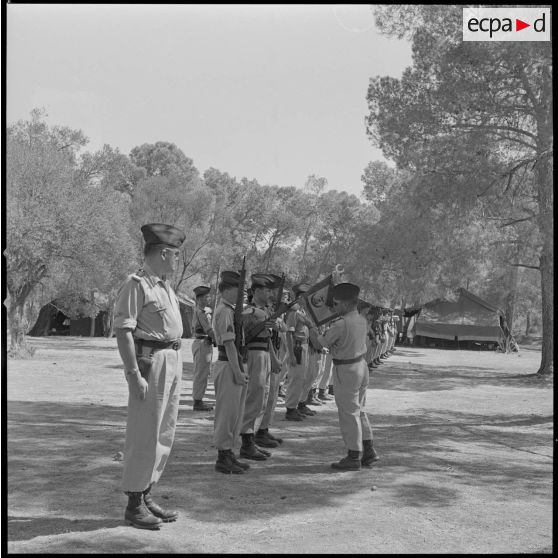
5;5;552;376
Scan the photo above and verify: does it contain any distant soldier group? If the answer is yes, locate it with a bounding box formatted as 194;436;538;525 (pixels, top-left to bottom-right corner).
114;223;384;530
364;307;398;370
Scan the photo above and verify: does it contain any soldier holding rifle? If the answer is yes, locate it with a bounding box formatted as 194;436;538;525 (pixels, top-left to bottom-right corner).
239;273;284;460
257;275;290;447
212;268;251;474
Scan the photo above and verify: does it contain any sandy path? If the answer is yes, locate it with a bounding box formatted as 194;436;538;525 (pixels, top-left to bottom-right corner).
6;337;553;553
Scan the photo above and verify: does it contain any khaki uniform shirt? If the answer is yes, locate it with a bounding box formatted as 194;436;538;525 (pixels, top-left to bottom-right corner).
114;263;183;341
243;302;272;350
213;300;237;346
317;310;367;360
286;308;310;343
192;305;213;336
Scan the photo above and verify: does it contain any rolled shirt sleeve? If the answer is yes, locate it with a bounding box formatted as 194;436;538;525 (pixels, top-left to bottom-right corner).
213;303;236;344
114;277;144;331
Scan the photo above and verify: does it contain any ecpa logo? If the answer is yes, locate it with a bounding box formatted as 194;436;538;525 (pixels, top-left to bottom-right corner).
463;7;551;42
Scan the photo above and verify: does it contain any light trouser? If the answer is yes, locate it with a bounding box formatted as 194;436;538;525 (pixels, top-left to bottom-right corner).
122;347;182;492
366;339;377;364
312;351;327;389
213;360;248;450
259;368;281;430
240;349;271;434
389;331;397;349
191;338;213;400
333;359;373;452
285;342;308;409
318;353;333;389
380;336;389;356
303;348;322;396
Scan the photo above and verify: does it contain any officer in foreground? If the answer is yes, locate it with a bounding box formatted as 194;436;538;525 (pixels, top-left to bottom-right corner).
114;223;186;529
309;283;379;471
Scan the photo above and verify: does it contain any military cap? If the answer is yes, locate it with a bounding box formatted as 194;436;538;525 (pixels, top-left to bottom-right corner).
331;282;360;301
267;273;283;288
193;285;211;297
220;270;241;287
251;273;275;289
141;223;186;248
292;282;311;295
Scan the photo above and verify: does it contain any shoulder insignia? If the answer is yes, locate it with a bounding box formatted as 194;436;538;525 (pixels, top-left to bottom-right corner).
131;268;146;282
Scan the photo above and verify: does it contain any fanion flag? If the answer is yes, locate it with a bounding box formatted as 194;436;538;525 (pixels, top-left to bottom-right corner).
303;275;340;326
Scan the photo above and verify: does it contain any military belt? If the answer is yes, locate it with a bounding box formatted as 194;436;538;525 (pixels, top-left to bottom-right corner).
195;335;210;340
332;354;365;366
134;338;182;352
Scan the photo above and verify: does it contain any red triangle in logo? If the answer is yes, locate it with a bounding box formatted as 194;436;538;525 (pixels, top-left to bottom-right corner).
516;19;530;31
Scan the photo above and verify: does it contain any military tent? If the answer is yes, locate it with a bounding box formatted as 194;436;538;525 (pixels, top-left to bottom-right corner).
410;288;505;345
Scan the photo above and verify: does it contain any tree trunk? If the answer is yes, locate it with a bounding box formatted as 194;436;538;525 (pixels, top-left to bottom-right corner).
537;247;553;375
534;134;553;375
525;312;531;336
89;316;96;337
8;302;27;352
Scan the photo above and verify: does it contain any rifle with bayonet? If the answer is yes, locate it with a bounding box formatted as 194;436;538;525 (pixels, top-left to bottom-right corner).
244;291;304;343
234;256;247;365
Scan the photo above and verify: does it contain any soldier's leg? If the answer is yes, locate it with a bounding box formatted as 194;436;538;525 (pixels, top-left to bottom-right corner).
214;362;248;474
332;363;363;452
296;346;316;416
285;345;308;420
240;351;270;460
318;355;334;400
358;367;379;466
304;349;322;406
122;348;182;493
259;369;281;431
192;340;214;410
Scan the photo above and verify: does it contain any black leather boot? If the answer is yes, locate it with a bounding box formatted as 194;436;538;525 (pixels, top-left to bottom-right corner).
215;449;245;474
361;439;379;467
285;407;304;421
328;385;334;395
227;450;250;471
255;428;279;447
306;388;323;406
143;485;178;522
124;491;162;529
240;433;269;460
297;402;316;416
318;388;334;401
331;450;361;471
193;399;214;411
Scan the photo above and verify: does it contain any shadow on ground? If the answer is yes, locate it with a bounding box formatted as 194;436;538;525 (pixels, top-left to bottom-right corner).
8;376;553;542
371;361;552;392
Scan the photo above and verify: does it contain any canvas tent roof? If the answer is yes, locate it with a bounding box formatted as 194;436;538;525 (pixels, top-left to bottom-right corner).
413;288;504;342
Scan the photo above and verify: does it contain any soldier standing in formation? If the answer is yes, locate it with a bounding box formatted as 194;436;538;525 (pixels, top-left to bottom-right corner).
283;282;317;421
191;285;215;411
115;223;186;529
239;274;283;460
309;283;379;471
212;270;250;474
257;281;290;448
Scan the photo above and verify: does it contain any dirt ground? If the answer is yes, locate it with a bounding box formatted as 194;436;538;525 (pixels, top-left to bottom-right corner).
6;336;553;554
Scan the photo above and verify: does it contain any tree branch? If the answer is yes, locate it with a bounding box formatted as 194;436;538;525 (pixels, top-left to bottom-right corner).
511;263;540;270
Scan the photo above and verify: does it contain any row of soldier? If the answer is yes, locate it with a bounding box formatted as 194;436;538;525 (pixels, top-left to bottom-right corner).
114;223;385;530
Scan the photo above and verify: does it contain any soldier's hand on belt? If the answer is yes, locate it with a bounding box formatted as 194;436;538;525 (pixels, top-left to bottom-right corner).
126;369;148;400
